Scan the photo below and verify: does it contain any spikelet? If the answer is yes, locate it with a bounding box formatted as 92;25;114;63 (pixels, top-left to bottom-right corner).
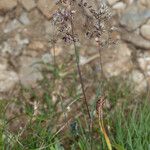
96;96;106;119
96;96;112;150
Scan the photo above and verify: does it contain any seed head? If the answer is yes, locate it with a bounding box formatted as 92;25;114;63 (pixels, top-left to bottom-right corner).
96;96;106;119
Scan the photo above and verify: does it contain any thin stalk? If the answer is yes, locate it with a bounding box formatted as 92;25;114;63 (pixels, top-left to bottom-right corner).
70;16;93;150
52;22;57;87
52;22;56;69
98;116;112;150
70;18;91;120
97;43;105;79
97;17;106;80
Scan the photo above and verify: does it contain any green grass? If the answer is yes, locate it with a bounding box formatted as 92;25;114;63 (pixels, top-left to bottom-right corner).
111;99;150;150
0;72;150;150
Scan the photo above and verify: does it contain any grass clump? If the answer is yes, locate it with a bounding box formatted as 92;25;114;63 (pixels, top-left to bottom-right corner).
0;78;150;150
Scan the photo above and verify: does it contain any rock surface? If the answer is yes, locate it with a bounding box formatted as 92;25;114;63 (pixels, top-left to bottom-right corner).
0;0;150;95
42;53;52;64
107;0;119;5
4;19;22;33
37;0;56;19
18;57;43;87
19;12;30;25
0;58;8;71
139;0;150;8
112;2;126;11
140;24;150;40
103;43;133;78
129;70;147;92
0;70;18;92
121;32;150;49
0;58;18;94
137;51;150;76
120;4;150;31
0;0;17;14
28;41;46;51
19;0;36;11
0;34;29;56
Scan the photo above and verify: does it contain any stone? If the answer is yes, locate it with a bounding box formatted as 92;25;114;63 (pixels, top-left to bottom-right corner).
0;15;4;23
45;20;53;34
0;58;8;71
103;42;133;78
28;41;46;51
107;0;119;5
123;0;134;5
0;70;18;92
37;0;57;19
137;51;150;76
28;9;44;23
0;0;17;14
0;58;19;94
19;0;36;11
4;19;22;33
136;51;150;90
140;24;150;40
121;32;150;49
16;34;29;44
0;42;12;54
19;56;43;87
19;12;30;25
112;2;126;10
139;0;150;8
42;53;52;63
120;4;150;31
79;56;88;65
128;70;147;93
22;50;39;57
0;34;29;56
147;19;150;25
50;46;63;56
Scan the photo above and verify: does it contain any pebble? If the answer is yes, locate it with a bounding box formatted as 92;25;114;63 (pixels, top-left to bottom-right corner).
51;47;63;56
123;0;134;5
140;24;150;40
0;58;8;70
0;34;29;56
0;57;18;93
0;0;17;14
0;42;12;54
79;56;88;65
112;2;126;10
28;41;46;51
0;70;18;92
103;42;133;78
121;32;150;49
137;51;150;75
19;0;36;11
120;4;150;31
19;12;30;25
107;0;119;6
4;19;22;33
147;19;150;25
42;53;52;63
0;16;4;23
19;56;43;87
139;0;150;8
45;20;53;34
37;0;57;19
129;70;147;92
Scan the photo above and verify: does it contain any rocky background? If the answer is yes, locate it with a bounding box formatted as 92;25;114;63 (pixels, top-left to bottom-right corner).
0;0;150;98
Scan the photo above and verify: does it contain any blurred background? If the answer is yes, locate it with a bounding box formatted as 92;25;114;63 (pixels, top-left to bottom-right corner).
0;0;150;97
